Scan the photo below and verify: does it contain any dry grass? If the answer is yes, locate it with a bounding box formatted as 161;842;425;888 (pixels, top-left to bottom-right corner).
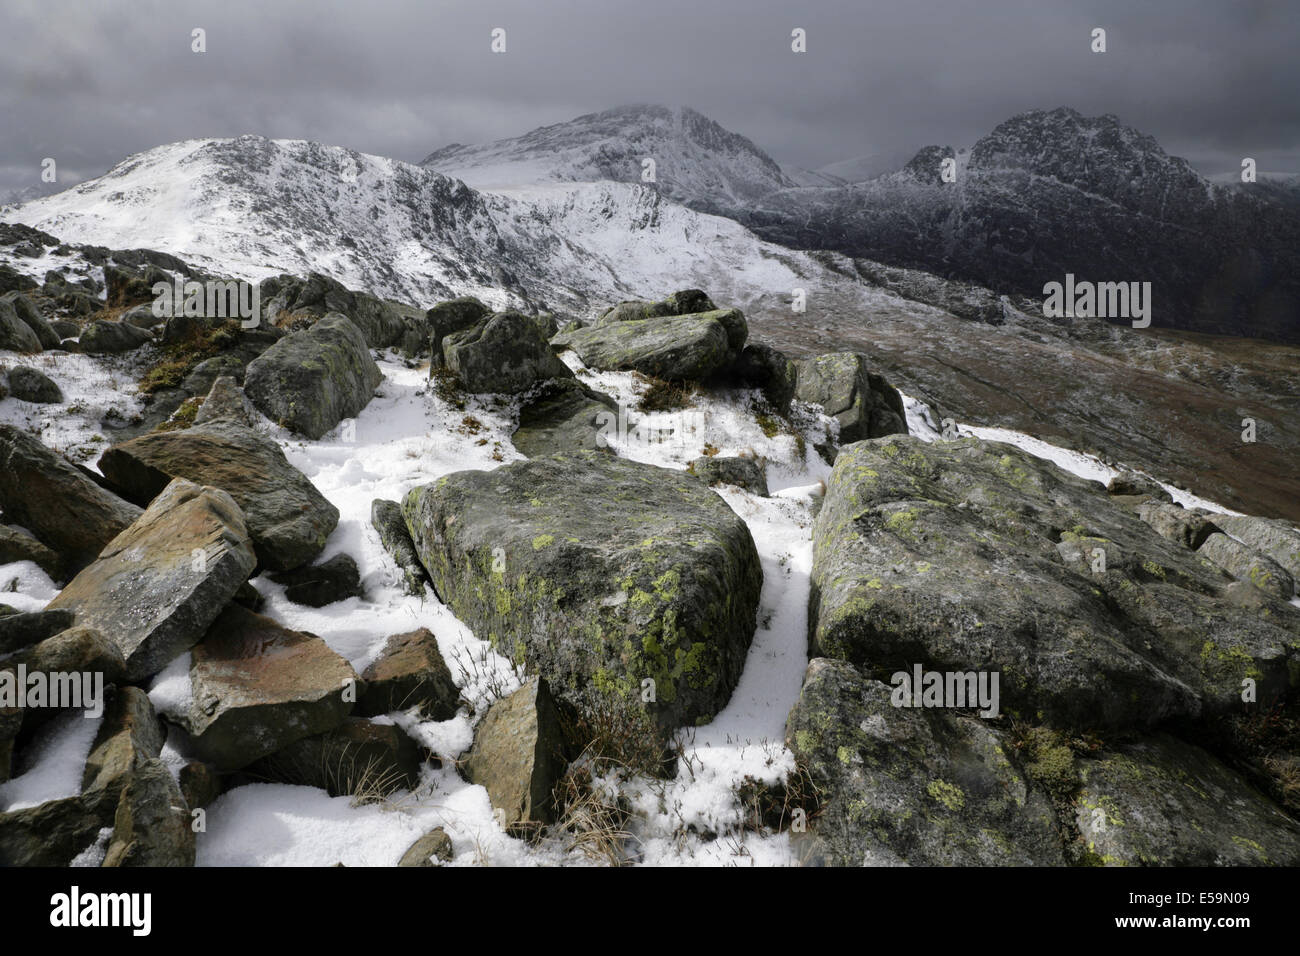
553;763;636;866
635;373;697;412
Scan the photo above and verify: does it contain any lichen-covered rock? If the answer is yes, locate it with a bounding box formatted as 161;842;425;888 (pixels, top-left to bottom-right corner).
97;418;339;572
463;678;567;835
47;479;257;681
0;298;42;353
786;658;1065;866
425;296;490;363
793;352;907;443
443;310;573;394
1136;501;1219;550
244;312;382;439
259;272;407;348
1107;471;1172;501
358;627;459;719
552;312;733;382
809;435;1300;729
78;319;153;353
0;425;142;573
185;603;356;770
511;378;617;457
1197;532;1295;601
370;498;430;596
1213;515;1300;582
5;365;62;403
1;293;60;350
690;455;768;496
1075;734;1300;865
402;451;762;732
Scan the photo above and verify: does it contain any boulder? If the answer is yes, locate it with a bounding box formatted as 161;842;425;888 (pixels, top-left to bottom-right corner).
185;603;357;770
81;686;166;799
268;553;362;607
0;792;118;866
425;296;490;363
0;608;75;656
1136;501;1219;550
358;627;459;719
0;292;61;350
178;761;223;810
1075;734;1300;865
1197;532;1295;601
1213;515;1300;581
103;263;170;308
0;425;142;573
552;312;731;382
510;378;618;457
443;310;573;394
78;319;153;353
0;525;63;578
248;717;423;798
1106;471;1173;501
809;435;1300;729
5;366;62;403
463;678;567;835
786;658;1065;866
47;479;257;681
244;312;382;439
793;352;907;443
7;627;126;733
732;343;798;413
398;827;454;866
0;298;42;353
370;498;429;596
192;375;254;426
97;417;338;572
402;451;762;732
259;272;407;348
102;758;195;867
690;456;769;496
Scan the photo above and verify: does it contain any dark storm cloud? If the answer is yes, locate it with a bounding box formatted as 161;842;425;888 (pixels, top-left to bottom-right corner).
2;0;1297;195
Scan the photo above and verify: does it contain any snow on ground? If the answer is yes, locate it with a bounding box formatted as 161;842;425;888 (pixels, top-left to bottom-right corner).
0;709;102;812
0;345;1267;863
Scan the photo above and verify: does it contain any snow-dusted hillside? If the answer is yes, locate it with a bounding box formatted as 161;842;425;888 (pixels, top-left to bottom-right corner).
3;134;932;324
421;105;794;212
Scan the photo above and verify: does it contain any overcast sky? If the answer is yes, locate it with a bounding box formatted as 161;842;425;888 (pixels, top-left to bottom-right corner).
2;0;1297;195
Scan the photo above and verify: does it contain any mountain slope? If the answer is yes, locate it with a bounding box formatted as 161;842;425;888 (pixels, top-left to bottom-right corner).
421;104;795;214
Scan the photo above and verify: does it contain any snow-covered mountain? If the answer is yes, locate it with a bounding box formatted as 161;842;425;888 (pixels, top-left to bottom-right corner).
2;133;915;324
421;105;795;215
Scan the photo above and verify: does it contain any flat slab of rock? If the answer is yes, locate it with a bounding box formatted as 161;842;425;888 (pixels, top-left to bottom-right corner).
1075;733;1300;865
787;658;1065;866
244;312;382;440
358;627;459;719
810;435;1300;729
463;678;566;834
511;378;617;457
403;451;762;732
1136;501;1219;550
552;312;731;382
398;826;453;866
48;479;256;682
793;352;907;443
0;424;142;573
1213;515;1300;581
185;603;356;770
267;553;362;606
98;418;339;572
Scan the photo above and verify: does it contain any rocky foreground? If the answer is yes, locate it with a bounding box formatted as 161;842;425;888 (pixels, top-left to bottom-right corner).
0;251;1297;866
